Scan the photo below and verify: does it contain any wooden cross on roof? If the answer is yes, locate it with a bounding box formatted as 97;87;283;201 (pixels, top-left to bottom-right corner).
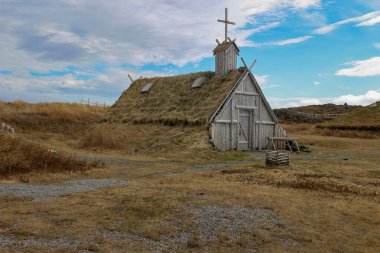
217;8;236;42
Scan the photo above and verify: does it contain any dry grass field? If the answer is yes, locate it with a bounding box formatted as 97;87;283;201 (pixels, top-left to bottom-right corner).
0;102;379;252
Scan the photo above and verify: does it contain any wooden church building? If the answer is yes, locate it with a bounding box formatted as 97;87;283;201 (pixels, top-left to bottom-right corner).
104;8;286;151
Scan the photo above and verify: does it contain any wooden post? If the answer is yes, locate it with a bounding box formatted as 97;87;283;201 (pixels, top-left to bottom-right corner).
236;108;240;150
217;8;236;42
128;74;134;83
230;97;233;150
258;98;262;150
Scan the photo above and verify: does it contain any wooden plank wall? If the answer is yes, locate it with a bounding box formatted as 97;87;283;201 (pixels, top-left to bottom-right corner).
215;47;237;76
211;74;280;151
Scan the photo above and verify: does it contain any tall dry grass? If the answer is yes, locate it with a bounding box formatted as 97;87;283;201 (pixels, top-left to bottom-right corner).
0;100;107;133
0;133;99;176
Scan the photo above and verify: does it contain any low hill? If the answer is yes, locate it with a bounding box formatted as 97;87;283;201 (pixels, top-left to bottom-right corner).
318;102;380;131
285;103;361;114
274;104;362;123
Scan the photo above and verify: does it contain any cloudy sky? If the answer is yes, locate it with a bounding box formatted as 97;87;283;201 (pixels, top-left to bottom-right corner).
0;0;379;107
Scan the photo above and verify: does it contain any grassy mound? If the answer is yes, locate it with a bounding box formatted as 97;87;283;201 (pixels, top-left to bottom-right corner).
0;133;99;176
274;104;361;124
0;100;107;133
318;102;380;131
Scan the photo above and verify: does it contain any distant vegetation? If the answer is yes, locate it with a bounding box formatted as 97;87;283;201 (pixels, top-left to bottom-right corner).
318;102;380;131
274;104;362;124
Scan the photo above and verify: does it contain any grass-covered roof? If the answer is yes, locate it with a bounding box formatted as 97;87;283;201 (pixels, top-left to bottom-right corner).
103;70;243;126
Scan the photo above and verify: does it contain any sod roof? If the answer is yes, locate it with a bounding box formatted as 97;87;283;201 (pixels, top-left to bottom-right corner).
103;70;244;126
213;41;239;54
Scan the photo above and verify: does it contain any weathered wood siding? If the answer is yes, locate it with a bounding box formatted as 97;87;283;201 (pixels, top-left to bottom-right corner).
215;46;238;76
211;73;284;151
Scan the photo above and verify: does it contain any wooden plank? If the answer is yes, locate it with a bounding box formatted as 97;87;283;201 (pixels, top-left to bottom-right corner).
214;120;238;124
236;105;257;110
255;121;275;125
258;98;262;150
141;83;153;93
191;77;206;88
269;137;297;141
236;108;240;150
235;91;259;96
230;97;233;150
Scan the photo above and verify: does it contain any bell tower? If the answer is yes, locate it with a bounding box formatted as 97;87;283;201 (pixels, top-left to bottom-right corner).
214;8;239;76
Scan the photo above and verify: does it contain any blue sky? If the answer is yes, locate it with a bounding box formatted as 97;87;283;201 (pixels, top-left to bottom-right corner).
0;0;379;107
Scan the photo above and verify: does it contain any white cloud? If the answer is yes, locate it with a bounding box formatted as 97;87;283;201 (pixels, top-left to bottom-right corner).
254;22;282;32
313;10;380;35
255;75;269;85
335;57;380;77
0;0;322;72
269;90;380;108
332;90;380;105
357;15;380;26
262;84;281;89
0;0;324;102
274;36;313;46
242;0;320;15
258;36;312;46
0;66;167;103
313;81;320;85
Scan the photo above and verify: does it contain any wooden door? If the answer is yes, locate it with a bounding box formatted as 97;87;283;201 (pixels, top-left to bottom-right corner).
238;110;253;150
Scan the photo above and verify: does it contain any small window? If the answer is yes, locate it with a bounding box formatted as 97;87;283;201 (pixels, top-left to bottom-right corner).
191;77;206;89
141;83;153;93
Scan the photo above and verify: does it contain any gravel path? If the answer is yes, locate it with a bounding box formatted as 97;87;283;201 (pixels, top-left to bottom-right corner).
94;204;295;252
0;178;127;200
0;235;83;251
188;205;292;244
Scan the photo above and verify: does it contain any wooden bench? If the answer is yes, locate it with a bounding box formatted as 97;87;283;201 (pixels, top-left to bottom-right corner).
266;137;300;152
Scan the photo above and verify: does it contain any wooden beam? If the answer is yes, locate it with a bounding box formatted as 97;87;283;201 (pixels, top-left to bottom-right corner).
215;120;238;124
128;74;134;82
255;121;275;125
230;98;233;150
236;105;257;110
235;91;259;96
236;108;240;150
216;39;221;45
241;57;257;72
258;98;262;150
